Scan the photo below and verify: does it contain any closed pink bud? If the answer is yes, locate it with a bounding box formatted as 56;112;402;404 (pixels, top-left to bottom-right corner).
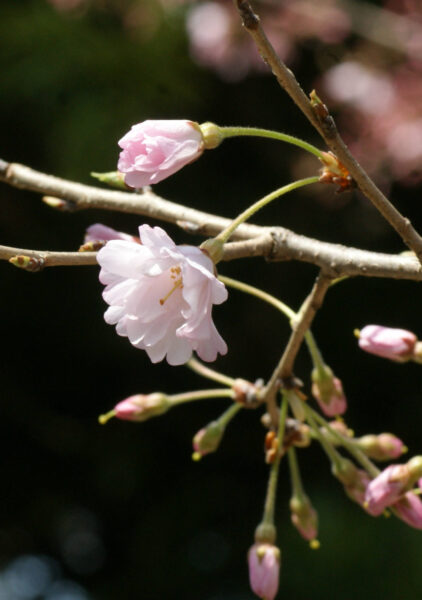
311;366;347;417
114;393;170;422
394;492;422;530
364;464;410;516
357;325;417;362
117;120;204;187
290;495;318;542
344;469;371;509
248;543;280;600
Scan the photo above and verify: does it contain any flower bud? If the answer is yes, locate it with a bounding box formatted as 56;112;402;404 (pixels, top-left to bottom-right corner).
356;325;417;362
42;196;76;212
320;419;353;445
344;469;371;509
101;393;170;423
332;459;371;509
192;421;224;459
9;255;45;272
117;120;205;187
394;492;422;529
364;460;421;516
311;366;347;417
84;223;139;244
289;494;319;544
356;433;407;461
248;543;280;600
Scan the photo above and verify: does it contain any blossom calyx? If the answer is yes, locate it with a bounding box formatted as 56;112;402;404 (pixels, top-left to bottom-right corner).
114;393;170;422
311;366;347;416
357;325;417;362
198;122;224;149
248;543;281;600
199;238;225;264
117;120;205;187
356;433;407;461
290;494;319;544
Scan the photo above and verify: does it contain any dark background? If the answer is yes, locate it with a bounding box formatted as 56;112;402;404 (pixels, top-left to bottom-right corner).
1;1;422;599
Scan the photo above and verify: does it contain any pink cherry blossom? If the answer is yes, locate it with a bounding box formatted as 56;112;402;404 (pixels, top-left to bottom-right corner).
248;543;280;600
358;325;417;361
97;224;228;366
117;120;204;187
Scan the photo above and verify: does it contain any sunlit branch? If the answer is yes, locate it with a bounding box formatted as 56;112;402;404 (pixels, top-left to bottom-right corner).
1;158;422;281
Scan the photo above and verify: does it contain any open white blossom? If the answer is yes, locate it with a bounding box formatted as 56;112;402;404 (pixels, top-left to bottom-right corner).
97;225;228;365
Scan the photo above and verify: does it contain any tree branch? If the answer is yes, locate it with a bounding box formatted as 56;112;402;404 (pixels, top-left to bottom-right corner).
262;271;332;404
1;159;422;280
234;0;422;264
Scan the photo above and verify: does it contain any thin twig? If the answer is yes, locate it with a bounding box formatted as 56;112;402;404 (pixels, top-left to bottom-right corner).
234;0;422;263
262;271;332;405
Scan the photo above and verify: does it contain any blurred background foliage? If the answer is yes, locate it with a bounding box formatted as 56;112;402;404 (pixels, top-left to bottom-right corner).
1;0;422;598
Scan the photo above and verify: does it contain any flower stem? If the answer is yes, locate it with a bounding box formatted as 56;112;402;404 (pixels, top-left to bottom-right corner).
215;177;320;244
186;357;235;387
307;406;380;478
262;393;289;526
170;388;234;406
287;447;305;498
220;126;323;159
217;402;243;428
219;275;296;320
303;403;344;471
219;274;321;369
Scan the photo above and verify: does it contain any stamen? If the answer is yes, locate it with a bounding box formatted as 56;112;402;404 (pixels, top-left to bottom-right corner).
160;278;183;305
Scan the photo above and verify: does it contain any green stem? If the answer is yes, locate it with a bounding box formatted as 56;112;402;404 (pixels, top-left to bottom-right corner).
262;393;289;526
217;402;243;428
186;357;235;387
215;177;319;244
221;126;323;159
170;388;234;406
307;406;380;478
303;403;344;470
288;447;305;498
219;275;296;320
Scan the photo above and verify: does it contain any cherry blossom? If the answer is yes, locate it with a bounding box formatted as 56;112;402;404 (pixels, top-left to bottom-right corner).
117;120;204;187
97;224;228;365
